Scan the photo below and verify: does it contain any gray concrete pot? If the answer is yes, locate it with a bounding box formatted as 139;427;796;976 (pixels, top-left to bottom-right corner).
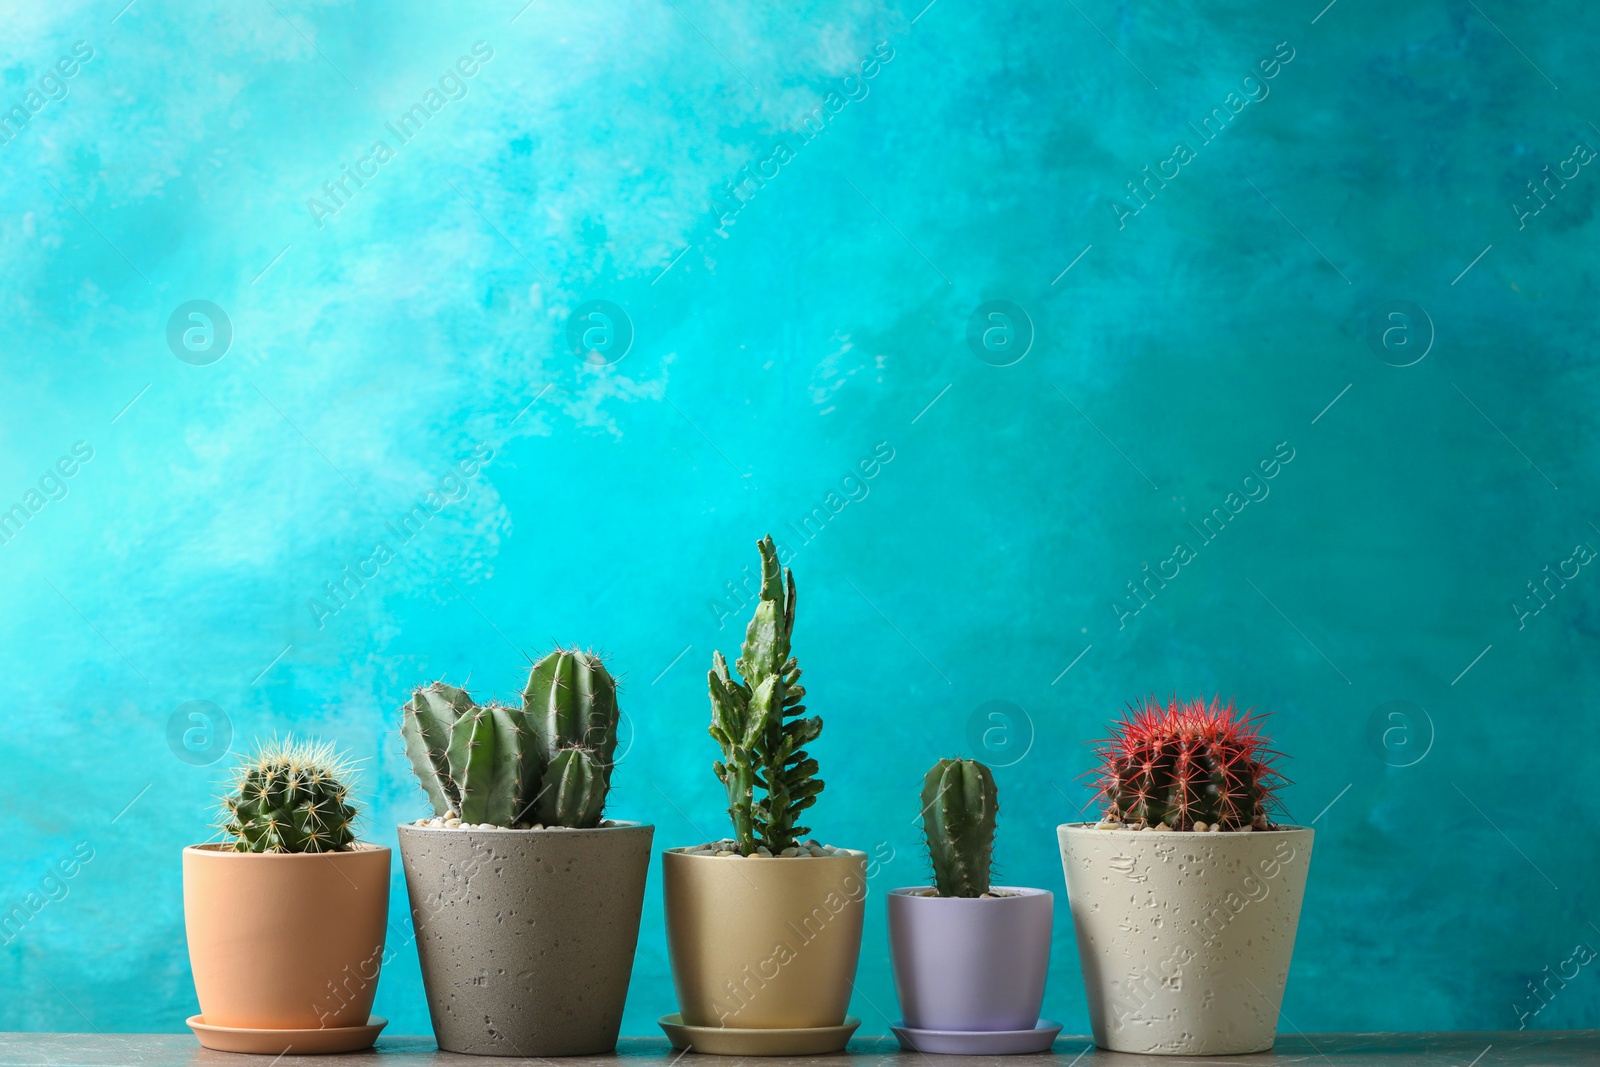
398;822;653;1056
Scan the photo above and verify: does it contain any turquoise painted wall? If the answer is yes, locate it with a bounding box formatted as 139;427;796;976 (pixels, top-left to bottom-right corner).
3;0;1598;1038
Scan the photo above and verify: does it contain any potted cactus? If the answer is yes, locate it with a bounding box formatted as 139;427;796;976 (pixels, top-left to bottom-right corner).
887;759;1059;1055
182;739;390;1055
658;536;866;1057
1058;697;1313;1056
396;649;653;1057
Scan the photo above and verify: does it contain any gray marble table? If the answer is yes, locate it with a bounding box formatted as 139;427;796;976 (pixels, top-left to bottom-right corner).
0;1033;1592;1067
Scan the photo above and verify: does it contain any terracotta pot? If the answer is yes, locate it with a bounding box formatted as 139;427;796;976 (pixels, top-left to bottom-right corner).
663;848;867;1029
1057;823;1314;1055
182;843;390;1030
398;822;653;1056
887;887;1052;1031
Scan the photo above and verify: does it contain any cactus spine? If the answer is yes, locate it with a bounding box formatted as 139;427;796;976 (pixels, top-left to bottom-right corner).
1096;696;1284;831
708;535;823;856
220;738;358;853
921;758;998;897
399;649;621;828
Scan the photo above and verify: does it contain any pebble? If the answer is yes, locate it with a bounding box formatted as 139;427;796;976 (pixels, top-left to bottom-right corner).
444;810;458;820
756;846;773;857
1095;822;1122;830
1151;823;1172;832
715;850;735;857
1240;825;1254;833
1193;821;1209;833
429;817;445;827
1208;823;1221;833
445;818;462;828
780;847;800;857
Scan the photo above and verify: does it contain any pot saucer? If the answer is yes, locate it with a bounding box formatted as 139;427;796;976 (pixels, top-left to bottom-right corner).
186;1014;387;1054
891;1020;1063;1055
658;1013;860;1055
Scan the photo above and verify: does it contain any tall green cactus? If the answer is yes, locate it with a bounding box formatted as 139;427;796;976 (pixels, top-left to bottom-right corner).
708;535;823;855
220;738;358;853
921;758;998;897
399;649;621;828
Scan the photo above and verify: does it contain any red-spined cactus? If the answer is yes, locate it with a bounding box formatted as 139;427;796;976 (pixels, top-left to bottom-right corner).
1094;697;1286;831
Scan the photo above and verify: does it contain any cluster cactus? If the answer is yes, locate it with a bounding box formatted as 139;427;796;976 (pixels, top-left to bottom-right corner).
921;758;998;897
400;648;621;828
708;535;824;856
220;738;358;853
1095;696;1284;831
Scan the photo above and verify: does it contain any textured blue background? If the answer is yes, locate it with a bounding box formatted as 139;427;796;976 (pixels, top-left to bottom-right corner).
3;0;1598;1039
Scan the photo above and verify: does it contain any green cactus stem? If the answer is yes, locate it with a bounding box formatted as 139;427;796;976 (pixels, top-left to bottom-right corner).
448;701;524;826
401;682;474;815
708;535;823;855
221;738;358;853
921;758;998;897
398;650;622;828
535;747;608;828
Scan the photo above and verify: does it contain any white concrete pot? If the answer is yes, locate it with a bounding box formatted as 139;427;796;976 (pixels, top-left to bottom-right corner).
1057;823;1313;1055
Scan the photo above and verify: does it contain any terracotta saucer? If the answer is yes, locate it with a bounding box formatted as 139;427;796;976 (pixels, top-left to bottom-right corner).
658;1013;860;1055
186;1014;387;1054
891;1019;1063;1055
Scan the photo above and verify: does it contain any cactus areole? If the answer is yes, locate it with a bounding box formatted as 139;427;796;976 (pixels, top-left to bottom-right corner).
400;648;622;828
708;535;825;856
1094;696;1286;831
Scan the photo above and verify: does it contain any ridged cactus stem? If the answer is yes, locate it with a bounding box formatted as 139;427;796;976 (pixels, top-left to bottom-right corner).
1097;696;1285;831
398;649;624;828
221;738;359;853
921;758;998;898
709;536;823;855
401;682;474;816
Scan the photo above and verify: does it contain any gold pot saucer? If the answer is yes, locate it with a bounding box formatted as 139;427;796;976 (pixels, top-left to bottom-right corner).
658;1013;860;1055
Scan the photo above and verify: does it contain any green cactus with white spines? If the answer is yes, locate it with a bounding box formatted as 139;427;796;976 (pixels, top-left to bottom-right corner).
708;535;823;856
921;758;998;897
400;649;621;828
221;738;359;853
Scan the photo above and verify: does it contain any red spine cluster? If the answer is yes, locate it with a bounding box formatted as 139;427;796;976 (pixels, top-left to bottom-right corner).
1092;696;1287;830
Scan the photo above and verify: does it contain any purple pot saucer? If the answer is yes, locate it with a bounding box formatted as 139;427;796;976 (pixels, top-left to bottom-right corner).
890;1019;1063;1055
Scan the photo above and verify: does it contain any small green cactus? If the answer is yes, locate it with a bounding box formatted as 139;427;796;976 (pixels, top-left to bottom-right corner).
400;649;621;828
708;535;823;856
920;758;998;897
220;738;359;853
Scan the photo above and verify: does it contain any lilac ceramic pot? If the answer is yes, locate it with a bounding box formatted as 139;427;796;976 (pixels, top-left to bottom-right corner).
887;886;1053;1031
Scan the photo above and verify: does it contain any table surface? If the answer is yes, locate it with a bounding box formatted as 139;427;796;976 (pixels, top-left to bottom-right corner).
0;1033;1591;1067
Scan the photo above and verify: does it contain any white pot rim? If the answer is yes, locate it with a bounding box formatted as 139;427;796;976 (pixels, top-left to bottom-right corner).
1058;821;1312;835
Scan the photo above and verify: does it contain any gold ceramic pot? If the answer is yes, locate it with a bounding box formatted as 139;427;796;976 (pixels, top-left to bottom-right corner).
183;843;390;1030
663;848;867;1029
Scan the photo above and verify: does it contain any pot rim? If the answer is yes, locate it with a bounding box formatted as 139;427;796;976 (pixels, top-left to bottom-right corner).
398;819;653;833
1057;821;1312;835
663;845;866;859
888;885;1051;900
183;841;389;857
